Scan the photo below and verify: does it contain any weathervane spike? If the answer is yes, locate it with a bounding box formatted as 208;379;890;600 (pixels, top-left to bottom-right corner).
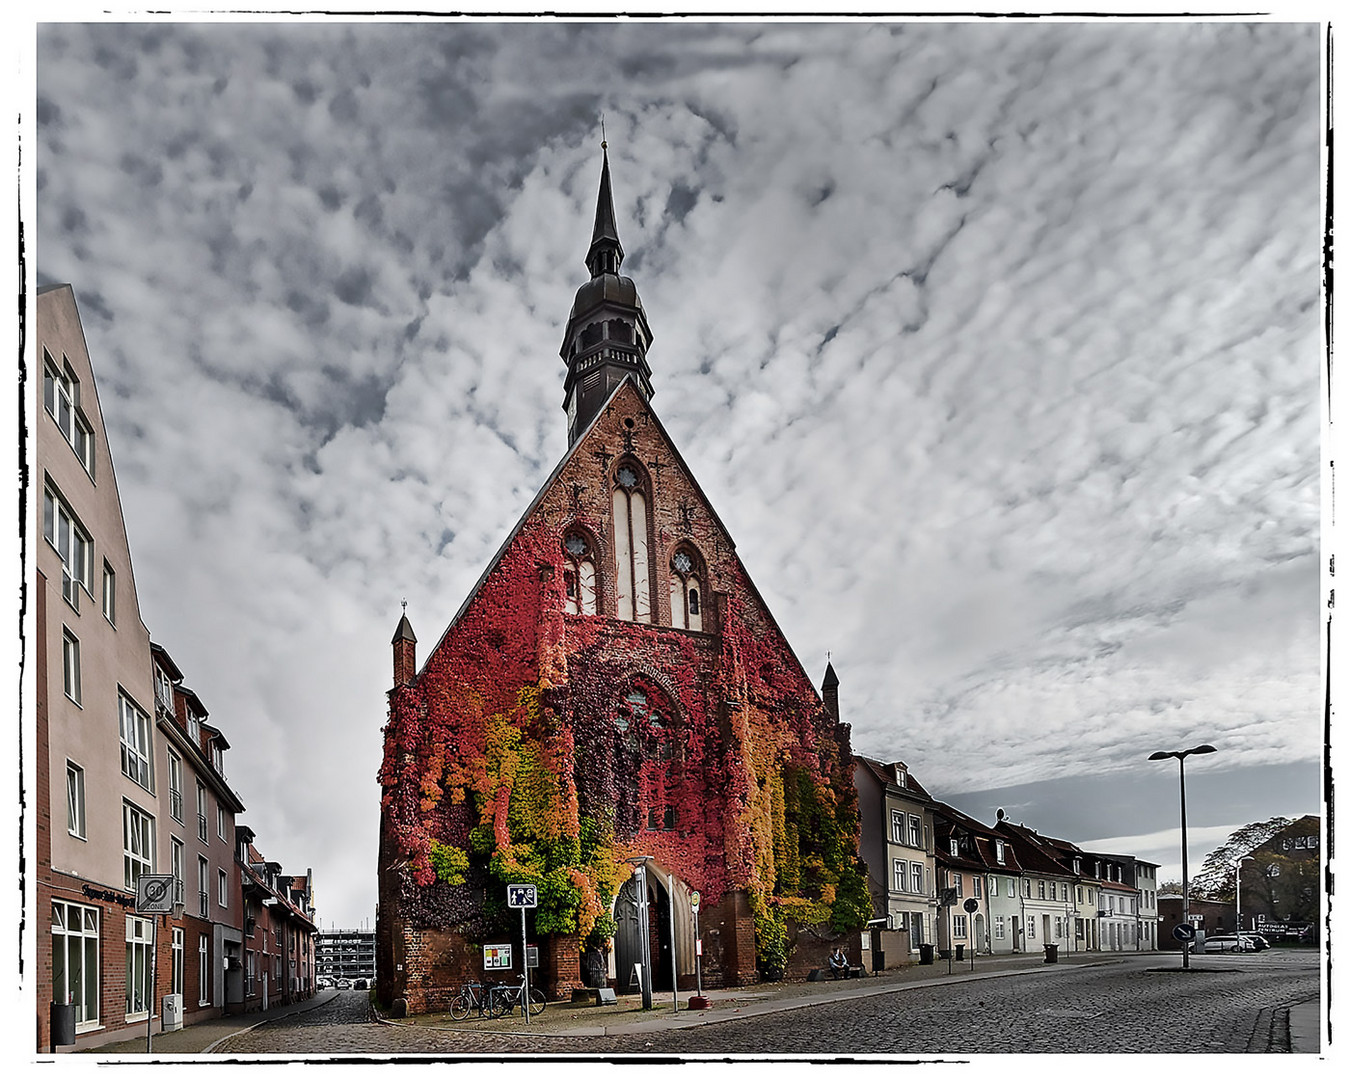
401;597;408;614
601;113;607;150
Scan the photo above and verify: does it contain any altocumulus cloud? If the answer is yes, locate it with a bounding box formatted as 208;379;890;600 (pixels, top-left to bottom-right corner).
33;20;1322;926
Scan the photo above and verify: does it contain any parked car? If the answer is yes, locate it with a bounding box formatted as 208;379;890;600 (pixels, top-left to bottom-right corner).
1201;934;1269;952
353;978;368;990
337;978;352;989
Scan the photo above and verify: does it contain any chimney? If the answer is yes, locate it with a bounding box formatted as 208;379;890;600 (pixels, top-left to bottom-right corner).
822;660;839;721
392;613;417;687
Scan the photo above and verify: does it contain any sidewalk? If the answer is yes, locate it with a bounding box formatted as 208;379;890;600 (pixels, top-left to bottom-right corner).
1287;1000;1322;1054
383;950;1121;1039
76;990;344;1055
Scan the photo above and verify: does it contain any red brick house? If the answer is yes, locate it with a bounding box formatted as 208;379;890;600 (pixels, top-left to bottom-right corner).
375;149;870;1013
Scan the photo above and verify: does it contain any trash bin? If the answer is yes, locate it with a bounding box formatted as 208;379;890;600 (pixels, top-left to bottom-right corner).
873;949;885;972
1043;943;1059;964
955;944;964;961
919;943;935;965
51;1002;76;1047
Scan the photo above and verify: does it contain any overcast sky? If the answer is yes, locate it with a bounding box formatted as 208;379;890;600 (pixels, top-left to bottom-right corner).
26;16;1326;928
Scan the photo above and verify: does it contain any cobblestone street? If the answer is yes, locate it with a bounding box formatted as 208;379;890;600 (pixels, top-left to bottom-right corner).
213;950;1319;1057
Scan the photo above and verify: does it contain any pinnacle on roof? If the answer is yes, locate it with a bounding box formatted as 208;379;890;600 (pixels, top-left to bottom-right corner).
392;613;417;645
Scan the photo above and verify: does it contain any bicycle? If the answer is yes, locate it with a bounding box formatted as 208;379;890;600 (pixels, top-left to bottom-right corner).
448;979;507;1020
488;974;546;1017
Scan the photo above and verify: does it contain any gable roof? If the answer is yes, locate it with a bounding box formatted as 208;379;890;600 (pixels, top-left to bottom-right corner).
854;755;935;803
416;374;828;707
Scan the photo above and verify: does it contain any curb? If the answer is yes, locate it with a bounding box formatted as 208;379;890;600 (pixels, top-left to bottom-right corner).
372;957;1127;1040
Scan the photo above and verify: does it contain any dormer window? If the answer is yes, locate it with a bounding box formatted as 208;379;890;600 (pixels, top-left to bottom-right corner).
950;839;959;857
894;765;908;787
155;667;175;714
188;712;200;746
995;840;1006;865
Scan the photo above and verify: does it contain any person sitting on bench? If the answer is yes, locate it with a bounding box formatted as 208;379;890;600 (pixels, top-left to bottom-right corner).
828;946;849;979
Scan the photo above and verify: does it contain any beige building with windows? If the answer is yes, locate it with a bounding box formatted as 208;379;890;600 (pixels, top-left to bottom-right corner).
37;283;166;1051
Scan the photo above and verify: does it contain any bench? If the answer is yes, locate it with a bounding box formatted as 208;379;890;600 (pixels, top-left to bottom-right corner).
570;987;618;1005
807;965;867;981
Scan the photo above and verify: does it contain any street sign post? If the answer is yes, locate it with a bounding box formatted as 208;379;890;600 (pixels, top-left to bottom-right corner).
136;875;174;1052
963;897;978;970
690;891;704;1004
506;886;537;1024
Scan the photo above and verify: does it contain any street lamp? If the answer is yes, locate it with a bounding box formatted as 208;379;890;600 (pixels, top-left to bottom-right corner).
1236;854;1255;940
1148;744;1217;970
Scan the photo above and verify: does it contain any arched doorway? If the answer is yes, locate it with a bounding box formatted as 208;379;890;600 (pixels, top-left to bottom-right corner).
973;913;986;954
614;874;673;994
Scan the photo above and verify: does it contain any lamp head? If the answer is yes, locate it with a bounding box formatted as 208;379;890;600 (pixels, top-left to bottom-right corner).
1148;751;1173;761
1188;744;1218;755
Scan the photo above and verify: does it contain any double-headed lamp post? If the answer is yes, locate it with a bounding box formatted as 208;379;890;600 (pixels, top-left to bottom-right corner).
1148;744;1217;970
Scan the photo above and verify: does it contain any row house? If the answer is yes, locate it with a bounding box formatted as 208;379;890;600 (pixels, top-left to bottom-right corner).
932;802;1024;956
853;757;937;960
238;830;319;1010
991;818;1081;955
35;285;317;1052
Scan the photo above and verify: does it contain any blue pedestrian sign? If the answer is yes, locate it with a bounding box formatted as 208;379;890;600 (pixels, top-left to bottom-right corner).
507;884;538;909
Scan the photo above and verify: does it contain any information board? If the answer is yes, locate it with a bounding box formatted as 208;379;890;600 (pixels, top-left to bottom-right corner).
483;944;513;970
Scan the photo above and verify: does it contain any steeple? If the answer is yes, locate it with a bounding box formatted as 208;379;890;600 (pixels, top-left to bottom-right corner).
392;606;417;687
560;142;655;446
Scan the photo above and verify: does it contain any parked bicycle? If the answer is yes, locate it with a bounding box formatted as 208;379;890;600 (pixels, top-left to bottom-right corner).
448;978;506;1020
488;974;546;1017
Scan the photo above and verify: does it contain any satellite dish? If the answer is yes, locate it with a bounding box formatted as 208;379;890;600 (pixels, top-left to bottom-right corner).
996;808;1005;821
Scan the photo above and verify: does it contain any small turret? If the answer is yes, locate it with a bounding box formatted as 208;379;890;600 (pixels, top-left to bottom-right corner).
822;660;839;721
392;610;417;687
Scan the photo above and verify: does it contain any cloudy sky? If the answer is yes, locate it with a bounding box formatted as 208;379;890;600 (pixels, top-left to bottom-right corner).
26;16;1326;927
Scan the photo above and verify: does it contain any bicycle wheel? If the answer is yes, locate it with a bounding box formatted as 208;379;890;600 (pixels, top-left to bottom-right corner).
528;988;546;1016
487;989;511;1019
449;994;471;1021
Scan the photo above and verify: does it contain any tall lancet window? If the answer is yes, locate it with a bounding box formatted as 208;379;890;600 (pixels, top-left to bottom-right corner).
562;531;598;615
669;546;705;631
612;461;652;623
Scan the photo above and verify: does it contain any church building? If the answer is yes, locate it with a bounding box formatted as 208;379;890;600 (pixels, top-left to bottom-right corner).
375;148;869;1012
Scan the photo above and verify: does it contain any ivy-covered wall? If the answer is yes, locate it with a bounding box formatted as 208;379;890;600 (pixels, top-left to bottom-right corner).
377;382;869;999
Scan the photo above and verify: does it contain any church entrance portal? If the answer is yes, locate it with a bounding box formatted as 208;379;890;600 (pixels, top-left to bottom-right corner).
614;874;673;994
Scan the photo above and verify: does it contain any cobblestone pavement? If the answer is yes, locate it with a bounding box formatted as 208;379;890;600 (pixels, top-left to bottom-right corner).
216;951;1320;1057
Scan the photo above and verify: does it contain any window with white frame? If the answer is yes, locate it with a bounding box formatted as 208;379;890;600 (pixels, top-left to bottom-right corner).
122;801;154;889
168;752;183;823
66;761;86;839
218;804;227;841
953;913;967;938
1076;885;1083;904
199;934;210;1005
1027;918;1036;939
909;815;922;848
994;915;1005;939
62;628;81;705
171;927;184;997
171;837;184;906
973;875;982;898
102;561;116;625
1038;880;1046;900
246;949;255;996
995;839;1005;864
989;875;998;897
891;810;904;843
43;484;92;610
198;855;210;918
953;873;963;898
1054;916;1063;940
893;859;905;892
125;915;154;1019
155;665;175;715
43;355;95;474
950;839;959;857
197;781;208;842
52;901;99;1026
218;868;228;907
118;690;154;792
1024;879;1032;898
911;862;923;895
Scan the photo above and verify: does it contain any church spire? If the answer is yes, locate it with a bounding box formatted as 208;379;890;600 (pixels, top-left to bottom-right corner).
585;143;624;278
559;141;655;446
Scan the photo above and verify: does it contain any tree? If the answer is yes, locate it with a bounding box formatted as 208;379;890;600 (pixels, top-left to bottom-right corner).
1190;817;1292;900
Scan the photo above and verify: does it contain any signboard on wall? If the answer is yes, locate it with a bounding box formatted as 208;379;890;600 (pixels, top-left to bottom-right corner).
483;944;513;970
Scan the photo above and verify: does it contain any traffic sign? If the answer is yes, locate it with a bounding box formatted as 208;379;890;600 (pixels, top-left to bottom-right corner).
136;874;175;914
507;884;538;909
963;897;979;913
1172;923;1196;941
690;890;701;912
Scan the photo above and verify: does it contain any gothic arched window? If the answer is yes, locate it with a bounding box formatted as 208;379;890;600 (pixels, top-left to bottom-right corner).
562;531;598;615
620;687;678;831
669;546;705;631
612;461;651;623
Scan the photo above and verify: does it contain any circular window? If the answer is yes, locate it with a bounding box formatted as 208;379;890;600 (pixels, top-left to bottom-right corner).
617;465;639;489
672;552;693;575
564;534;589;557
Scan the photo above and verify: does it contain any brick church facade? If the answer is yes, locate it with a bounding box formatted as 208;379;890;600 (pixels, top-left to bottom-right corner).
375;148;869;1012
